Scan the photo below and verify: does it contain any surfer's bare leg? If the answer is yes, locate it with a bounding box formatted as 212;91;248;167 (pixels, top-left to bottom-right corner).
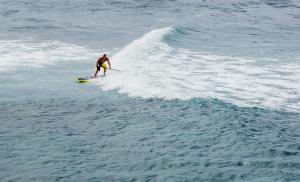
103;68;107;76
95;65;101;77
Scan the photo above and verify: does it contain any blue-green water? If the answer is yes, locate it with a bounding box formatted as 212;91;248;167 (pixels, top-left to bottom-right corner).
1;0;300;181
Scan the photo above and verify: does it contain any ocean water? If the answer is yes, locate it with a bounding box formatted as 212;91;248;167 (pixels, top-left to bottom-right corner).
1;0;300;181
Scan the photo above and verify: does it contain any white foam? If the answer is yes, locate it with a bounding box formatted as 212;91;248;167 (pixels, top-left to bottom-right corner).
0;40;96;72
95;27;300;112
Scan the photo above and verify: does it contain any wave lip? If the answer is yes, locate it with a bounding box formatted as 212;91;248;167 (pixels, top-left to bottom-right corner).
95;27;300;113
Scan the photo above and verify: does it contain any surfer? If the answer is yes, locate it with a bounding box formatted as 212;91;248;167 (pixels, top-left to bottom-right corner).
94;54;111;77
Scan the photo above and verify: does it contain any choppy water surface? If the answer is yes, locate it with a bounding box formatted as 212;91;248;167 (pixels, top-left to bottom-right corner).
1;0;300;181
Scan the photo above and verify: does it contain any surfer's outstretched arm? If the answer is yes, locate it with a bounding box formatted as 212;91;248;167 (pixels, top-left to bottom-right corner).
107;59;111;69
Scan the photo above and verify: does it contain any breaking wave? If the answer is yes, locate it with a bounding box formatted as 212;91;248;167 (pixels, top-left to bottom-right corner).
95;27;300;112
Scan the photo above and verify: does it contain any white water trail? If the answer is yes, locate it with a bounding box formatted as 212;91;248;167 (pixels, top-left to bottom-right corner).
0;40;96;72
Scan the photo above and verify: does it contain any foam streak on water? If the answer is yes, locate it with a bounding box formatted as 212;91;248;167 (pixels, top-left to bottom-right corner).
96;27;300;112
0;40;96;72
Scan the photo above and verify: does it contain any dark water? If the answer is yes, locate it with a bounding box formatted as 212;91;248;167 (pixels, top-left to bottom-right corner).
1;0;300;181
2;92;300;181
